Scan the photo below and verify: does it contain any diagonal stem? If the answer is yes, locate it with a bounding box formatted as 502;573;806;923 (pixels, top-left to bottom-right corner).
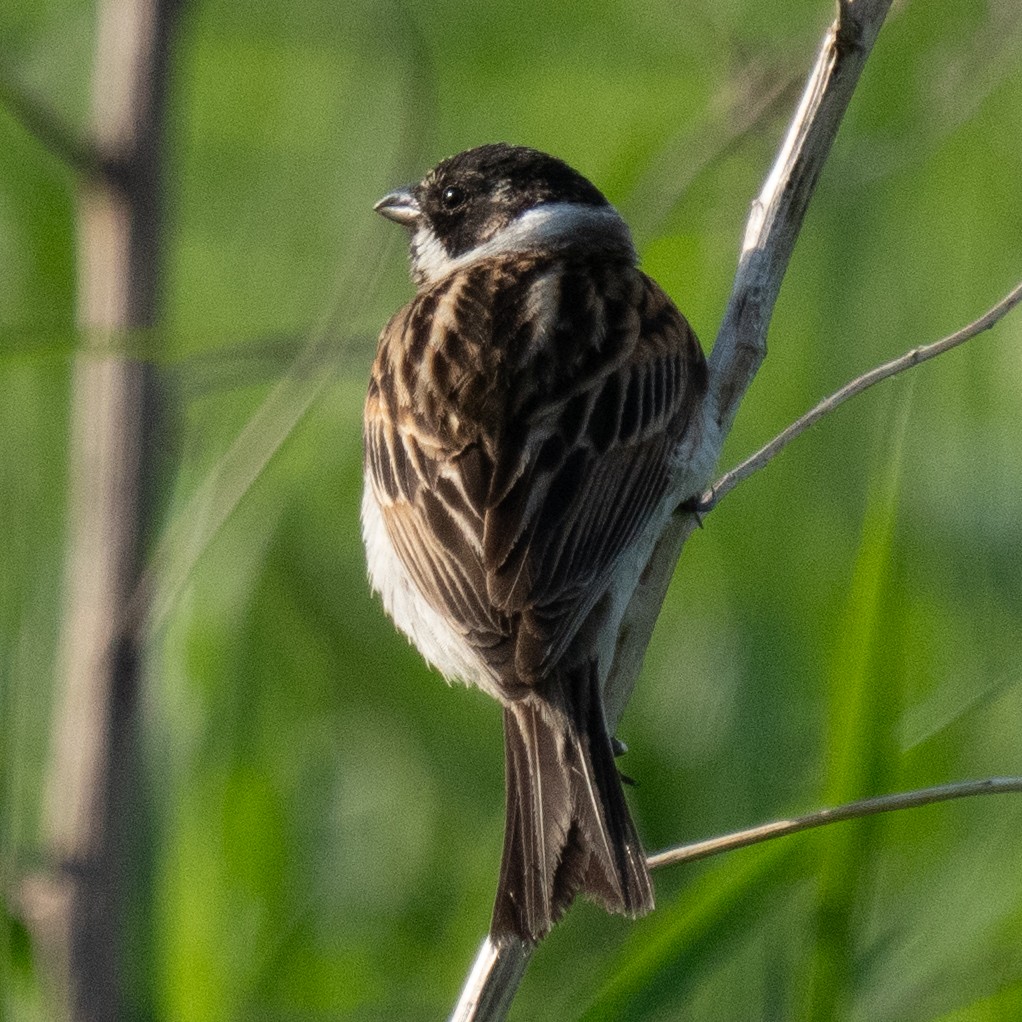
648;776;1022;869
701;279;1022;510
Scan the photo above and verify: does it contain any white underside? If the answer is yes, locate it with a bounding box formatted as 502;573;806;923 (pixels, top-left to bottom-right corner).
361;482;506;698
362;458;710;701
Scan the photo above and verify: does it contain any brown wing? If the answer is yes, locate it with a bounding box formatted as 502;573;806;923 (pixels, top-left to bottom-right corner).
364;254;705;690
364;270;514;661
482;263;706;682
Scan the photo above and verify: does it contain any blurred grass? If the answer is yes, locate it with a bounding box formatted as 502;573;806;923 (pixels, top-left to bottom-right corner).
803;385;912;1018
2;0;1022;1019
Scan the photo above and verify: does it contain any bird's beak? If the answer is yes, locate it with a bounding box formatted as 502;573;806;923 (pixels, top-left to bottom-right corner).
374;187;421;226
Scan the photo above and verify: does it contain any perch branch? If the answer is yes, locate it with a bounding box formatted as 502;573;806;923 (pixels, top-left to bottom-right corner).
648;776;1022;869
603;0;894;732
452;773;1022;1021
704;0;895;437
701;279;1022;510
451;1;894;1018
450;939;535;1022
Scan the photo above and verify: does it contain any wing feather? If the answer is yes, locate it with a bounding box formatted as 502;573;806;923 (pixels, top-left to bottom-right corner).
364;253;705;693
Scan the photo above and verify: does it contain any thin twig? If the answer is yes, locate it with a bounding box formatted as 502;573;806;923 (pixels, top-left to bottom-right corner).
0;73;116;182
700;279;1022;510
648;777;1022;870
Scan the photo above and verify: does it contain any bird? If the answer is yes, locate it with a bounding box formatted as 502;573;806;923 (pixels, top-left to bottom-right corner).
362;143;707;944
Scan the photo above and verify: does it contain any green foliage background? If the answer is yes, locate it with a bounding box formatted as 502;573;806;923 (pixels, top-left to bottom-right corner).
3;0;1022;1018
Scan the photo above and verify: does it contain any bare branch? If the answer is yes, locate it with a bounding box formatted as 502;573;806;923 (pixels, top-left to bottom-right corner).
701;279;1022;510
648;777;1022;870
450;939;534;1022
705;0;895;438
447;3;895;1018
604;0;893;743
450;774;1022;1020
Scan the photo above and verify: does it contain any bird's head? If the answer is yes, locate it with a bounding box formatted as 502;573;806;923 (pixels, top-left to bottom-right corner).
375;143;635;288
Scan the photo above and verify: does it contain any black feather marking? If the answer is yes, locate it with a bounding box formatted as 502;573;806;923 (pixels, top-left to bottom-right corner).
642;360;659;429
589;372;622;453
559;391;590;448
407;288;441;363
451;443;491;519
369;424;397;500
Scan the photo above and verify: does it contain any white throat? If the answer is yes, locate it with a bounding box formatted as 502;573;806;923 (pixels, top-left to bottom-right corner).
410;202;636;288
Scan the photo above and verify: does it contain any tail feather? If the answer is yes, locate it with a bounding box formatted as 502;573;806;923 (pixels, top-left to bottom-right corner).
491;669;654;943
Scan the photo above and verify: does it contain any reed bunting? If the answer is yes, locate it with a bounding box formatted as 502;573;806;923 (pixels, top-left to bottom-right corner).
363;143;707;943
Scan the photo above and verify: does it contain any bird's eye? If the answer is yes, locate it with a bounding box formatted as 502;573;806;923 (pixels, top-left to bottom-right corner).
441;185;466;210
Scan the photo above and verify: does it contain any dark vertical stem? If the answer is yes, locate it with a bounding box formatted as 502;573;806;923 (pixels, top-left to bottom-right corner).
39;1;180;1018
